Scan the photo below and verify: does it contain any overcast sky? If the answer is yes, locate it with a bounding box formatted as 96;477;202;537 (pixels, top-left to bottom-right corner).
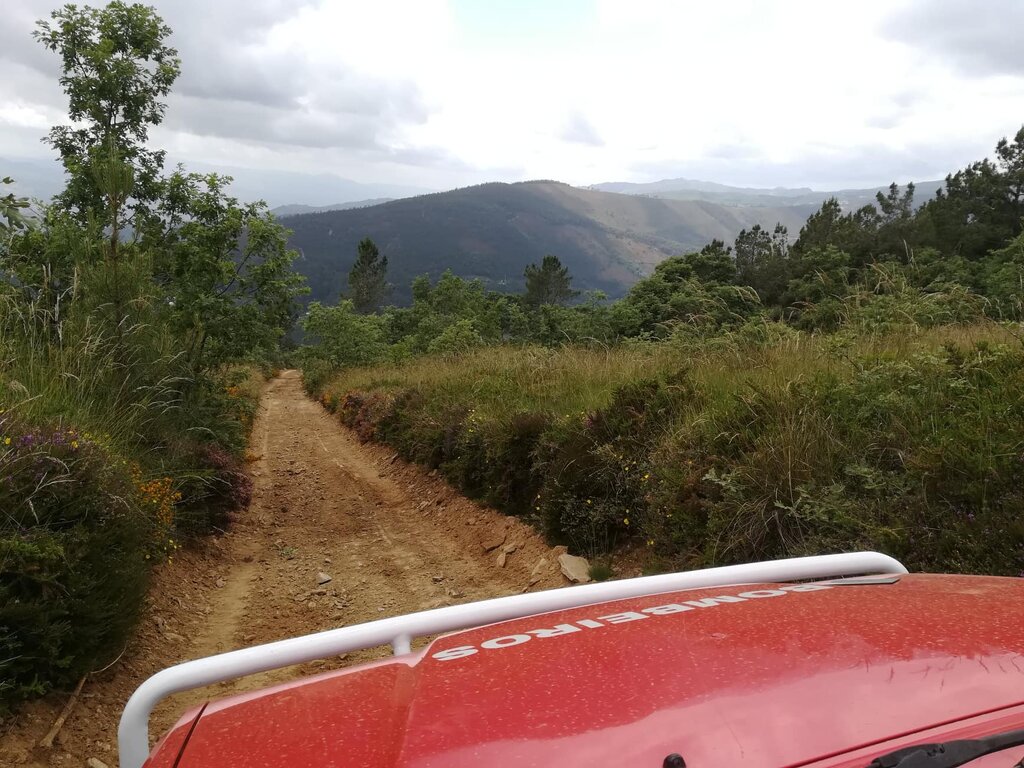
1;0;1022;198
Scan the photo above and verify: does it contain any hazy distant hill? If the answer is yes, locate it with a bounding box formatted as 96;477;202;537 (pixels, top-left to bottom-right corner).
0;155;429;209
271;199;392;217
590;177;945;210
282;180;820;306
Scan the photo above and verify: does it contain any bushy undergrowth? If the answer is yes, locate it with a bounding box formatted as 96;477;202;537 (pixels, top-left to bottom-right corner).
0;298;264;708
0;413;150;702
313;321;1024;578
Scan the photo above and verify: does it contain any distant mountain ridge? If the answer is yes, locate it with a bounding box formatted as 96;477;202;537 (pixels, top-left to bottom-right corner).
271;199;393;218
282;180;823;307
589;177;945;210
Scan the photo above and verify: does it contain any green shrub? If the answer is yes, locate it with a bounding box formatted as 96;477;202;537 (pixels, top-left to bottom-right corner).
174;443;253;536
301;356;338;397
0;414;150;708
0;300;265;711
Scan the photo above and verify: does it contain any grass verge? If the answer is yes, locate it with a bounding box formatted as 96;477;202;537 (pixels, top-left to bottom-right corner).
309;322;1024;578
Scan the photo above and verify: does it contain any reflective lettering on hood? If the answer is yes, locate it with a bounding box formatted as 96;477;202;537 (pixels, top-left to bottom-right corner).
430;583;834;662
599;611;649;624
528;623;582;638
684;595;747;608
642;603;695;616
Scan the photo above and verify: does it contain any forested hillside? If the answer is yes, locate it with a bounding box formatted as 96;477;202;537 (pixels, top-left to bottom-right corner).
302;126;1024;580
283;180;819;305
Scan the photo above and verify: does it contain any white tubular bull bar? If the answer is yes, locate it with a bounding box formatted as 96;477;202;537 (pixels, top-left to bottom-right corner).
118;551;907;768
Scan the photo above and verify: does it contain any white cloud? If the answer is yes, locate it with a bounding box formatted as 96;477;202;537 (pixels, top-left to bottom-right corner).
1;0;1022;195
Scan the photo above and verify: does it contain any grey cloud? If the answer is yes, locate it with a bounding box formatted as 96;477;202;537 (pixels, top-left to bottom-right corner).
0;1;64;82
165;96;381;150
881;0;1024;77
560;112;603;147
157;0;314;108
0;0;310;109
310;71;428;123
1;0;436;165
155;1;430;129
384;145;476;171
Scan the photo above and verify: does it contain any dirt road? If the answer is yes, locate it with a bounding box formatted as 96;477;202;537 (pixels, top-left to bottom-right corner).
2;370;564;767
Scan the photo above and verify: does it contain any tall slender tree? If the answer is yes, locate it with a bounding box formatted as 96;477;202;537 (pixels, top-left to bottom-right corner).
34;2;181;225
347;237;391;313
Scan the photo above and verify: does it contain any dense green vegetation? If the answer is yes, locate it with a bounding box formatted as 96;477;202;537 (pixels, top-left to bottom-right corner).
0;3;303;710
316;325;1024;576
304;129;1024;579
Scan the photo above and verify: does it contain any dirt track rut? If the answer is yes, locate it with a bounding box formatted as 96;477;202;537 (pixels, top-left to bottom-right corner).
2;370;564;766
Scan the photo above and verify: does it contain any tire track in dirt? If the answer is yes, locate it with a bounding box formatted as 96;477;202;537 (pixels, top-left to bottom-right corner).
2;370;566;767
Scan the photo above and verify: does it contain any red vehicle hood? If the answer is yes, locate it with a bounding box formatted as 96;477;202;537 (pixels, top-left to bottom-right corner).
149;573;1024;768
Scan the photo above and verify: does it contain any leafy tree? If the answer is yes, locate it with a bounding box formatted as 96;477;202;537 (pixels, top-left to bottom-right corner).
611;251;759;337
34;2;181;225
427;318;484;355
533;292;615;345
347;237;391;313
524;254;579;306
302;300;387;367
0;178;30;238
153;170;307;371
383;271;502;352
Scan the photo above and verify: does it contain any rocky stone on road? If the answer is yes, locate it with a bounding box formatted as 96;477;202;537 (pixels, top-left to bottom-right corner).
316;571;333;585
558;553;591;583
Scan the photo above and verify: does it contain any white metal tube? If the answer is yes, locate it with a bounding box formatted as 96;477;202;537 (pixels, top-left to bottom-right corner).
118;551;905;768
391;633;412;655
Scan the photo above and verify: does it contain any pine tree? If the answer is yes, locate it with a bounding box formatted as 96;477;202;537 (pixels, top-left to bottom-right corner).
347;237;391;313
523;254;578;306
